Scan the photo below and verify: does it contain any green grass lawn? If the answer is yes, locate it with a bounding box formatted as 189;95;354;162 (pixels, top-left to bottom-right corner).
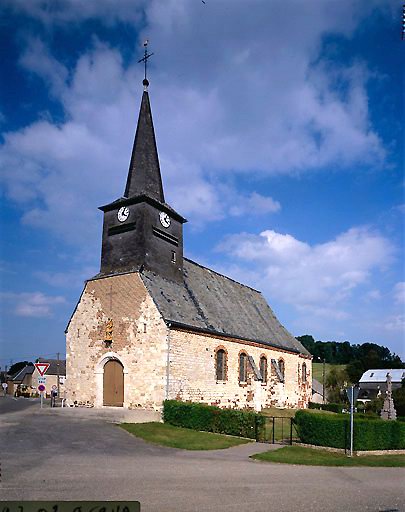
251;445;405;467
261;407;297;418
312;363;347;383
120;422;252;450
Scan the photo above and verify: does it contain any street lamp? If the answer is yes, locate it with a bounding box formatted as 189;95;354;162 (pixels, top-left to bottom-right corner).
317;356;326;404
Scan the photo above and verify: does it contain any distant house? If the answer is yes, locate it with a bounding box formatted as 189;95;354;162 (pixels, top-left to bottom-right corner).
32;358;66;398
312;378;324;404
7;365;35;395
358;369;405;401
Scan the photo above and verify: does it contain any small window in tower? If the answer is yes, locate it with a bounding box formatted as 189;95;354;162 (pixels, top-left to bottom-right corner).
171;251;176;263
143;323;147;333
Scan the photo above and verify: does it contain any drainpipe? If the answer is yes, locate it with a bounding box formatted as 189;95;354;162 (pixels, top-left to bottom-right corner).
165;323;172;400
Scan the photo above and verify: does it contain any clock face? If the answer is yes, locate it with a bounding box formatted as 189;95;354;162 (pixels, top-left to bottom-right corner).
159;211;171;228
117;206;130;222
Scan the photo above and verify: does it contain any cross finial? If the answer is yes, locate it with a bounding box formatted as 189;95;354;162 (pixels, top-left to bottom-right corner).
138;39;154;90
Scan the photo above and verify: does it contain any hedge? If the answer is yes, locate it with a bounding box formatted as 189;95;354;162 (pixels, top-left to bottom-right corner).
295;410;405;450
308;402;345;413
163;400;265;440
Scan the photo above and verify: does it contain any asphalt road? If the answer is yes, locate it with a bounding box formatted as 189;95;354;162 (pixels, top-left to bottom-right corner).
1;396;404;512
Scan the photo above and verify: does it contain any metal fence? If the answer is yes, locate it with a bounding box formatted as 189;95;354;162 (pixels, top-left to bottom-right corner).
257;416;299;445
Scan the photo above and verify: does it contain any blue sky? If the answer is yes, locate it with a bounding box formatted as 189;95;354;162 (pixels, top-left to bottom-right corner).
0;0;404;368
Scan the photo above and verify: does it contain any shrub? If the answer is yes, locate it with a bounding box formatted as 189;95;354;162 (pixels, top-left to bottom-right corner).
365;396;384;414
308;402;344;413
163;400;265;440
295;410;405;451
354;412;379;420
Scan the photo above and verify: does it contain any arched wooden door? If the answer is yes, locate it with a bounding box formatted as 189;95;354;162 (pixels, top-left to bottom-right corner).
103;359;124;406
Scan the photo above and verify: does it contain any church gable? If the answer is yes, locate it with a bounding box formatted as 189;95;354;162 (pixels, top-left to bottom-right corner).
66;272;168;408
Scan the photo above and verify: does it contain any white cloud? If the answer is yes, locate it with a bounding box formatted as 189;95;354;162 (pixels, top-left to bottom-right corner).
393;282;405;305
229;192;281;217
1;292;66;318
366;289;382;301
34;266;98;289
0;2;390;247
384;314;405;333
217;226;394;313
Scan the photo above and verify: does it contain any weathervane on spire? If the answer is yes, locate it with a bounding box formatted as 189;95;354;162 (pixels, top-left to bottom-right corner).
138;39;154;90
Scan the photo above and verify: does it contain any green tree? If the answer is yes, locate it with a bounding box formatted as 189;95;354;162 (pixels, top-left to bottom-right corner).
346;360;364;383
393;379;405;417
325;366;348;403
8;361;33;376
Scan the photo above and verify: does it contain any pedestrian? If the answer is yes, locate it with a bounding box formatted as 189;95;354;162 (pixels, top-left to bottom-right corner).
51;388;58;407
2;381;8;396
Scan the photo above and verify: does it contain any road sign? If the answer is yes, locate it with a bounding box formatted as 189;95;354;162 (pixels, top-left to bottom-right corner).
38;377;47;385
345;386;360;405
38;384;46;392
35;362;50;376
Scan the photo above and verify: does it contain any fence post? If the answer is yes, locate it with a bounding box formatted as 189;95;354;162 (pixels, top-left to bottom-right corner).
255;416;258;442
344;419;348;454
290;418;293;445
272;417;275;444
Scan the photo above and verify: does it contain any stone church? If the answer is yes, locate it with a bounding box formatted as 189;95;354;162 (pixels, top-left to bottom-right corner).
65;77;312;411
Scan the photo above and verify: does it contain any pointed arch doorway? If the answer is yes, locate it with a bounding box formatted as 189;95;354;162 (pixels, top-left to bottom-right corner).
103;359;124;406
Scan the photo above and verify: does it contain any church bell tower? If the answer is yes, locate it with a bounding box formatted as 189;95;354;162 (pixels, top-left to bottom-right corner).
98;54;186;283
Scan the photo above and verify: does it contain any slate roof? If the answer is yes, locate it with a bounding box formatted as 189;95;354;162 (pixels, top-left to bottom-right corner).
359;369;405;384
312;378;323;395
11;365;35;382
37;358;66;376
140;258;310;356
124;91;164;202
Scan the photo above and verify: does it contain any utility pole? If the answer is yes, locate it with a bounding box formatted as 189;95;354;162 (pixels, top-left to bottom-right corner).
322;358;326;404
56;352;60;403
350;386;354;457
317;356;326;404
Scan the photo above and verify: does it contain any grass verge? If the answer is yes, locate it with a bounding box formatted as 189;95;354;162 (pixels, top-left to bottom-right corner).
251;445;405;467
120;422;252;450
261;407;297;418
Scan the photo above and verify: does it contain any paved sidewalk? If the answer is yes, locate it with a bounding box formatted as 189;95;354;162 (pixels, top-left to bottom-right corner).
1;397;404;512
43;404;161;423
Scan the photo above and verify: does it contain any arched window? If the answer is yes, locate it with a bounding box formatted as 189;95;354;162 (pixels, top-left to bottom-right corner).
239;352;248;383
278;359;285;381
302;362;307;382
260;356;268;383
216;348;227;381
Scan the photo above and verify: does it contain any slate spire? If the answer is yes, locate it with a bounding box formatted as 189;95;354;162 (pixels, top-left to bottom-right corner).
124;89;165;202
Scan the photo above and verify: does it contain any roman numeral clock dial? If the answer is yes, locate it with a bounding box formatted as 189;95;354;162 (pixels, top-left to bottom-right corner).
159;211;171;228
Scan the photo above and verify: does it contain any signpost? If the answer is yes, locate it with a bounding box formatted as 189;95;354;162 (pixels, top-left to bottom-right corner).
345;385;360;457
35;363;50;410
38;384;46;409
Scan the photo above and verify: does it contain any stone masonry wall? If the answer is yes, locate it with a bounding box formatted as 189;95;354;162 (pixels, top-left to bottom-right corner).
66;272;168;410
167;328;312;410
